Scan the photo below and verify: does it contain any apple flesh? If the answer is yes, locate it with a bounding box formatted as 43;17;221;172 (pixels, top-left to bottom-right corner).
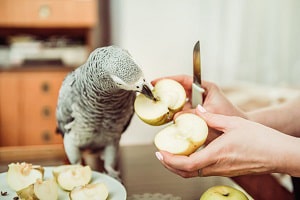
53;165;92;191
154;113;208;156
6;162;44;191
200;185;249;200
70;183;109;200
34;179;58;200
17;179;58;200
52;164;82;181
134;79;186;126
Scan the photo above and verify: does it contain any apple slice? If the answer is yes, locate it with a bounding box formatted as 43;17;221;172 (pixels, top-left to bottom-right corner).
154;113;208;155
34;179;58;200
134;79;186;126
52;164;82;181
6;162;44;191
70;183;109;200
200;185;249;200
55;165;92;191
17;179;58;200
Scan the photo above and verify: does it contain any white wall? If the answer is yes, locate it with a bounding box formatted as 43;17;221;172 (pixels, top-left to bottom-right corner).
109;0;300;145
111;0;207;145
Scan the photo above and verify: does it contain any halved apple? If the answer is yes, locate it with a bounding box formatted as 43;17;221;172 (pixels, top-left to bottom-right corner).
54;165;92;191
17;179;58;200
70;183;109;200
154;113;208;155
134;79;186;126
6;162;44;191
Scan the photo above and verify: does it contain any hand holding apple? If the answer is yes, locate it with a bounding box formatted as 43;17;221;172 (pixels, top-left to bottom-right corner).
135;78;208;155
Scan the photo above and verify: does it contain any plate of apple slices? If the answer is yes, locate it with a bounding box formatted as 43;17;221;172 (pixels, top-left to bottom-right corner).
0;162;126;200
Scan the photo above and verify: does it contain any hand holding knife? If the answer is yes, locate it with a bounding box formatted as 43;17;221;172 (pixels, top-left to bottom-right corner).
192;41;205;108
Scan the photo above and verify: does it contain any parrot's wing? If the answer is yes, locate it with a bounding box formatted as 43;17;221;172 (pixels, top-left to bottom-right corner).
122;104;135;133
56;71;77;136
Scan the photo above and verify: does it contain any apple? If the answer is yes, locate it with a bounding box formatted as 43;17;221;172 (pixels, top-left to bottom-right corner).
17;179;58;200
70;183;109;200
6;162;44;191
134;79;186;126
34;179;58;200
53;165;92;191
154;113;208;156
52;164;82;181
200;185;249;200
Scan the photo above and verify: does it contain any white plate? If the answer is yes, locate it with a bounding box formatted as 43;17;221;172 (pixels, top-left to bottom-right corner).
0;167;126;200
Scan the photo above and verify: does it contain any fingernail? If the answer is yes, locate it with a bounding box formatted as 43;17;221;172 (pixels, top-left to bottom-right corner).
197;104;207;113
155;152;163;161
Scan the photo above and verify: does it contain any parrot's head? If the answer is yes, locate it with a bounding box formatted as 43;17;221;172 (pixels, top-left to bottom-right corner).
91;46;155;100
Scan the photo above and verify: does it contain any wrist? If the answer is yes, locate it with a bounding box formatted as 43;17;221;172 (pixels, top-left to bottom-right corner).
275;136;300;176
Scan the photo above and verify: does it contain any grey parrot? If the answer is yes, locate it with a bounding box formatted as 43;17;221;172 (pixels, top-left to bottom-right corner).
56;46;154;180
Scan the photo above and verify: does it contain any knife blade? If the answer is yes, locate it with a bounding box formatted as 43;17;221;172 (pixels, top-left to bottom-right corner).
192;41;205;108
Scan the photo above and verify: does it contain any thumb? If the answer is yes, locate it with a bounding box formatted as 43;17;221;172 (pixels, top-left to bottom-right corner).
195;105;233;133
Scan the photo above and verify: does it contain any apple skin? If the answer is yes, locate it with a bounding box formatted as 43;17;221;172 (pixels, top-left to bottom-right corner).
134;79;186;126
200;185;249;200
154;113;208;156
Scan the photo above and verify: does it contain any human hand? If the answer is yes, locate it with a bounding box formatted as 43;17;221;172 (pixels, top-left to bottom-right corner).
155;105;288;178
152;75;246;142
151;75;245;117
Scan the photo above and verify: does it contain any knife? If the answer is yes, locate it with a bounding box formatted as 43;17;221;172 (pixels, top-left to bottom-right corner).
192;41;205;108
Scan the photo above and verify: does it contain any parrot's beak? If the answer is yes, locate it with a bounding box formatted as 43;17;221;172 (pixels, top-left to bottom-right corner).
141;84;156;101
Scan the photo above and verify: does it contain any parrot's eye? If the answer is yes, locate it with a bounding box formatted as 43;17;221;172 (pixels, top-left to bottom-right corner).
136;86;140;89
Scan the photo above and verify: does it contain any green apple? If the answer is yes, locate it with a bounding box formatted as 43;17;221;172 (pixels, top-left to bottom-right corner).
6;162;44;191
154;113;208;156
200;185;249;200
70;183;109;200
134;79;186;126
53;165;92;191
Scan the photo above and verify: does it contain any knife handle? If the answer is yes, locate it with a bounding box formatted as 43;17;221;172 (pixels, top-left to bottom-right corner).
192;83;205;108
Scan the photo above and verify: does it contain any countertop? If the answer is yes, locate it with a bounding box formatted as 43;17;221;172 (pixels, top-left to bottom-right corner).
0;144;294;199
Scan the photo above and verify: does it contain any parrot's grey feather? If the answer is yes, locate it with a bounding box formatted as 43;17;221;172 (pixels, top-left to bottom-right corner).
56;46;147;180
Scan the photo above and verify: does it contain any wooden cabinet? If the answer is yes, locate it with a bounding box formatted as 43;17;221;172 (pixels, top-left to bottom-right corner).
0;68;72;146
0;0;101;146
0;0;97;28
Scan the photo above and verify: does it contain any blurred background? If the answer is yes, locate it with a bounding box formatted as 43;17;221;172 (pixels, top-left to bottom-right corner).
0;0;300;147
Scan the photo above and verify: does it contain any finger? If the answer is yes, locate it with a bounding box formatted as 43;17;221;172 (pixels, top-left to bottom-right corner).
162;163;200;178
196;105;238;132
201;80;220;92
156;151;200;178
159;148;215;172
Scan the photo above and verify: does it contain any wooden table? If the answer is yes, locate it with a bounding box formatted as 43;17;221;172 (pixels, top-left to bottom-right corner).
0;144;293;199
